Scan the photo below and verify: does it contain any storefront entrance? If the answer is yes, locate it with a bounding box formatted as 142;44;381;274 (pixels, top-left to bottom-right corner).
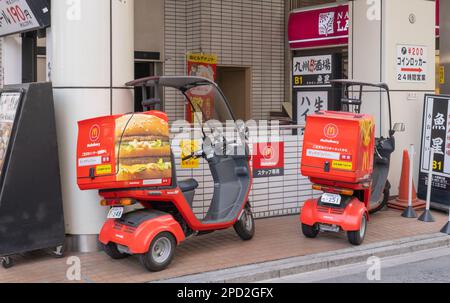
216;66;252;121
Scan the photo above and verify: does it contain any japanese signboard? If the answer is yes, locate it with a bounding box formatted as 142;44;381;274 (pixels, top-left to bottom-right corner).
418;95;450;207
0;91;22;175
293;55;333;88
0;0;50;38
296;91;328;125
288;3;349;49
252;142;285;178
186;53;217;124
396;45;428;83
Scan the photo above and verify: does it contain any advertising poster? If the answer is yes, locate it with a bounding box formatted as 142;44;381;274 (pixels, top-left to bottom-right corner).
396;45;428;83
418;95;450;207
180;139;201;169
253;142;285;178
186;53;217;124
77;112;172;190
0;92;22;175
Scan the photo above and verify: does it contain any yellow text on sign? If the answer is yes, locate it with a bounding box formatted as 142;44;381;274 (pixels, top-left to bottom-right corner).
440;66;445;85
96;164;112;175
332;161;353;171
181;140;200;169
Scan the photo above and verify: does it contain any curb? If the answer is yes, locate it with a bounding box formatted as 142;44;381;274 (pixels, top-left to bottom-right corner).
155;233;450;283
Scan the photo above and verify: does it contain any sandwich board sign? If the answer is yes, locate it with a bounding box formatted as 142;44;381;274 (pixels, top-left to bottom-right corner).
418;95;450;208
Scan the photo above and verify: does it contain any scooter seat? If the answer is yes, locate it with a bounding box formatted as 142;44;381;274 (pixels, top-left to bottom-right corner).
178;178;199;192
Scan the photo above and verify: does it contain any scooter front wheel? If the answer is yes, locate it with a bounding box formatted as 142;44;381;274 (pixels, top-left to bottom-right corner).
234;205;255;241
139;232;176;272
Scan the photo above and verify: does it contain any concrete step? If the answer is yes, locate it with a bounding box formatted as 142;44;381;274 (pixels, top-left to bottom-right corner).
156;233;450;283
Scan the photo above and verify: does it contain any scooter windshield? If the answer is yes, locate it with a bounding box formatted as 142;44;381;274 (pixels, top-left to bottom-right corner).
184;83;235;124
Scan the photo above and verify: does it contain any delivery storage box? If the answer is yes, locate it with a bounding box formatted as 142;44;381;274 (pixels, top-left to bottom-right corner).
301;111;375;184
77;111;173;190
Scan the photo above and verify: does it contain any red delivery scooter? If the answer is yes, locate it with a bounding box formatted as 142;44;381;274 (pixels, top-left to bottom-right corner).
300;80;405;245
77;76;254;272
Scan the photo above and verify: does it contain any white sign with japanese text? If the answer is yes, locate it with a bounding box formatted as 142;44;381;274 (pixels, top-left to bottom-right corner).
396;45;428;83
420;95;450;177
0;0;40;37
293;55;333;76
296;91;328;124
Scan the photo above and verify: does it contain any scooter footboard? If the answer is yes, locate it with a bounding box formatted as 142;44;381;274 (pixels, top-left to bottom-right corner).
99;210;185;254
300;198;368;232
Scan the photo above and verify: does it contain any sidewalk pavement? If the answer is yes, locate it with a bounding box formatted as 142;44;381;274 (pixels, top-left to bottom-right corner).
0;209;448;283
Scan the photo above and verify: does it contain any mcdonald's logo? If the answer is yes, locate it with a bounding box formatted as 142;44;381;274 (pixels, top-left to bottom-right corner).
263;146;274;160
324;124;339;139
89;124;100;142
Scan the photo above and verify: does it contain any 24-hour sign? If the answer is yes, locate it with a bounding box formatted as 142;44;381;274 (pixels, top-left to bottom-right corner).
0;0;50;37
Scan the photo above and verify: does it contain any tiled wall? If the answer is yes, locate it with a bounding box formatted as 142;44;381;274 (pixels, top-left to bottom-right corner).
164;0;286;121
173;130;319;219
164;0;315;218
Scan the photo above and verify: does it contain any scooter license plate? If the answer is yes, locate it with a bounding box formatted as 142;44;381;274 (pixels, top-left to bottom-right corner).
107;207;124;219
321;193;342;206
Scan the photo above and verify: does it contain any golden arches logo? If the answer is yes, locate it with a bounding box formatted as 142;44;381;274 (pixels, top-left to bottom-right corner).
324;124;339;139
89;125;100;142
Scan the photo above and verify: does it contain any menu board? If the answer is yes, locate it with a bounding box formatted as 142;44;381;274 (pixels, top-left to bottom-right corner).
0;92;22;174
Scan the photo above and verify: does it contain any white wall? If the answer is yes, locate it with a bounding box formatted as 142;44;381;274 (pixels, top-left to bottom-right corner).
350;0;436;195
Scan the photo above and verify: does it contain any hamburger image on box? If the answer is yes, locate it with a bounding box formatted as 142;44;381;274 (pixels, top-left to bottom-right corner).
77;112;173;190
115;113;172;181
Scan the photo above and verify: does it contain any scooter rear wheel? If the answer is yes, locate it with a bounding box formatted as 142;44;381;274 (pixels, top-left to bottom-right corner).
302;224;319;238
347;214;367;246
234;205;255;241
139;232;176;272
103;243;129;260
1;257;14;269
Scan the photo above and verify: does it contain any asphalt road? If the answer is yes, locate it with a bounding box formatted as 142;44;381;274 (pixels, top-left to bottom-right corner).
263;247;450;283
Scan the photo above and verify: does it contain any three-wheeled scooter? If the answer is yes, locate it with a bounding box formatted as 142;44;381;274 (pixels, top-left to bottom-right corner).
300;80;405;245
77;76;254;272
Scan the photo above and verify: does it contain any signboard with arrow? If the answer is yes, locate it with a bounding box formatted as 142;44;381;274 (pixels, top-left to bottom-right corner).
396;44;428;83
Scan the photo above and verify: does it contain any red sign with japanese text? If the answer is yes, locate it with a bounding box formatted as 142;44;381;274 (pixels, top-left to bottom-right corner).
288;4;349;49
253;142;285;178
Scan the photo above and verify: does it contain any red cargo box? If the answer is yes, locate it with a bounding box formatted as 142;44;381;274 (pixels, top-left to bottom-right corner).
77;111;172;190
301;111;375;184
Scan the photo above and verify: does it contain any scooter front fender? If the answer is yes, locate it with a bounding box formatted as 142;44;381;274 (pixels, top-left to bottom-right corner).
99;214;185;254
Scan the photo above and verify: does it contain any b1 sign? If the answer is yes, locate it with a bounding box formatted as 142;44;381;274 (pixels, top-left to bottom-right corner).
288;3;349;49
0;0;50;37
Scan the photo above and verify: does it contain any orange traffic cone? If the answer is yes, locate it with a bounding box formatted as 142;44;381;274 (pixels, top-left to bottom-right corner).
388;149;425;211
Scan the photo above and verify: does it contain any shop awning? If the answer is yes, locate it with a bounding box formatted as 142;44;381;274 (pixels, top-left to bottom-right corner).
288;3;350;50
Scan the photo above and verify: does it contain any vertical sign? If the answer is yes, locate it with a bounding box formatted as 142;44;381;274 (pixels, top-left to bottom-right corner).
0;92;22;175
253;142;285;178
296;91;328;125
186;53;217;123
419;95;450;207
396;45;428;83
